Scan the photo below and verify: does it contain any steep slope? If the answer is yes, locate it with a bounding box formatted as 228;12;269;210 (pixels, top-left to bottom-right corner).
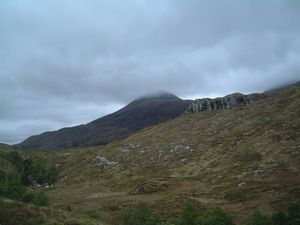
18;92;192;149
45;84;300;224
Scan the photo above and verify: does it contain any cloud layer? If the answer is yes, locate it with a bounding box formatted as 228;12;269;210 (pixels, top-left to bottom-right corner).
1;0;300;143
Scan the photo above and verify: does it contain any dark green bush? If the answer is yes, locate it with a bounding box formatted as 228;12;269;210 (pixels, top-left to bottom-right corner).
84;208;101;220
2;151;59;187
32;191;49;206
201;208;235;225
247;211;271;225
120;202;161;225
21;159;33;185
0;176;26;201
28;159;59;185
272;210;287;225
21;192;34;203
287;202;300;225
29;160;48;184
46;164;59;184
6;151;23;172
177;201;199;225
0;169;6;182
61;204;72;212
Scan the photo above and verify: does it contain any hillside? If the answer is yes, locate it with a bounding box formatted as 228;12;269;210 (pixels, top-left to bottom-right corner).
18;92;192;149
37;84;300;224
0;145;107;225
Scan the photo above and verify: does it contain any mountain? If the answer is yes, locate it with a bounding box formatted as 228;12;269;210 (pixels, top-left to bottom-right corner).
43;84;299;224
18;92;192;149
2;85;300;224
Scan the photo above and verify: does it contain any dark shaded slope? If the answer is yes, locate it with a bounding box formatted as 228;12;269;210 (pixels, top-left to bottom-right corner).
18;93;191;149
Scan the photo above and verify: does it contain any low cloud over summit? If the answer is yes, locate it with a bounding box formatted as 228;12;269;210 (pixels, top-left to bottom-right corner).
1;0;300;143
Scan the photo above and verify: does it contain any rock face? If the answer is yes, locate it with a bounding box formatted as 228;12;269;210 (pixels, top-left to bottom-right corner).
186;93;264;113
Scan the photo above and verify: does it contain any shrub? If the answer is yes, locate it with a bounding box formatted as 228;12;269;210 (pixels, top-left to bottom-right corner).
6;151;23;172
120;202;161;225
177;201;199;225
201;208;235;225
46;164;59;184
33;191;49;206
247;211;271;225
61;204;72;212
84;208;101;220
0;176;26;200
243;150;262;162
22;192;34;203
287;202;300;225
29;160;48;184
272;210;287;225
0;169;6;182
27;159;59;185
21;159;33;185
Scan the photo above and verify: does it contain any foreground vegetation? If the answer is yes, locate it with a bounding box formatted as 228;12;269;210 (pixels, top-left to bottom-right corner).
118;201;300;225
0;149;58;206
1;198;299;225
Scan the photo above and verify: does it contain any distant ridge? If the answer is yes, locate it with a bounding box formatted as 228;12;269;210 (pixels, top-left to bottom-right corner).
264;80;300;93
0;143;11;148
18;92;192;150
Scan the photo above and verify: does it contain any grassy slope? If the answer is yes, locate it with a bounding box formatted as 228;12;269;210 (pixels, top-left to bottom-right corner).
0;197;108;225
0;145;105;225
41;84;300;224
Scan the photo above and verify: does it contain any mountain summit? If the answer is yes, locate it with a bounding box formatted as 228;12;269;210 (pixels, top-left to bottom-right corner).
18;92;192;149
134;91;181;101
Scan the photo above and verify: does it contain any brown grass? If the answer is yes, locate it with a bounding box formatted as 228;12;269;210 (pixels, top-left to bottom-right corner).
13;85;300;224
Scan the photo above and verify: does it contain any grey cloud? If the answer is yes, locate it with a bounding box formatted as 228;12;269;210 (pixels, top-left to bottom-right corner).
1;0;300;143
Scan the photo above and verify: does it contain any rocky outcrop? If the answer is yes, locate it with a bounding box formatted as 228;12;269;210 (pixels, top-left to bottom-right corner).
93;156;118;169
186;93;264;113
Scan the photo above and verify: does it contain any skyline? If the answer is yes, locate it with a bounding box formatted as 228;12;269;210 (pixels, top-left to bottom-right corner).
1;0;300;144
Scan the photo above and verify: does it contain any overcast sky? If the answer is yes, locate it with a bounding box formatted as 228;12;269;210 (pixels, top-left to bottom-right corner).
1;0;300;144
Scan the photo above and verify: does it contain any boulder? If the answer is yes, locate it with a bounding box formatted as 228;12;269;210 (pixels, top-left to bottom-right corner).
131;180;168;194
133;185;145;193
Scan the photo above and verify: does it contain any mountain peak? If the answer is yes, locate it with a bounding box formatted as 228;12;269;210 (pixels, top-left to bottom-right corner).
126;92;182;108
133;91;181;102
